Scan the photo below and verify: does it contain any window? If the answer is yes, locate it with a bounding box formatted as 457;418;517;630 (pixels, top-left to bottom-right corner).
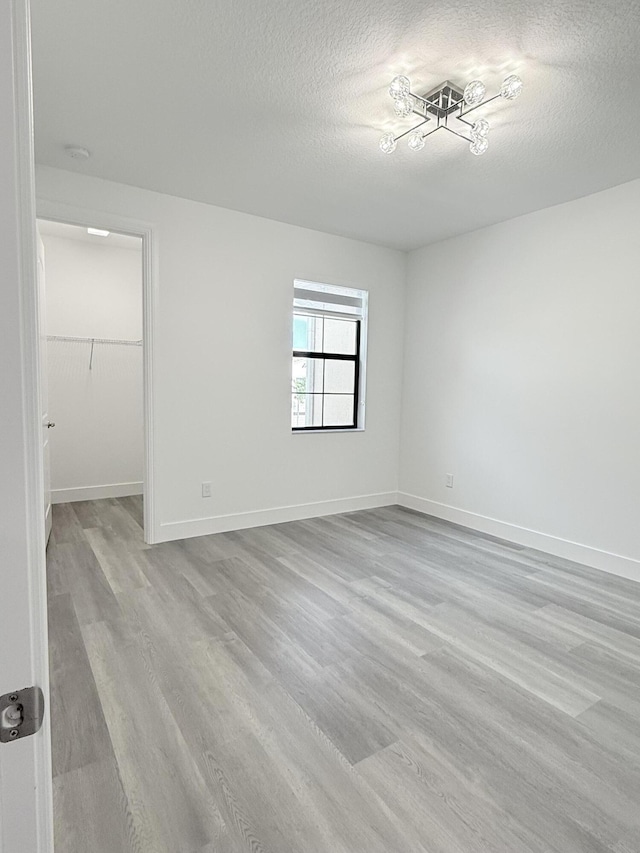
292;280;368;431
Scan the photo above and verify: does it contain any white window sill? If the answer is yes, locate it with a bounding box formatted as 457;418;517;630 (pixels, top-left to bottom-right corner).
292;427;365;435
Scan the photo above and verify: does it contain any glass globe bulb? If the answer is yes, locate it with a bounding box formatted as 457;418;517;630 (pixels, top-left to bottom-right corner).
389;75;410;99
407;130;425;152
463;80;486;106
501;74;523;100
471;118;489;138
469;136;489;156
379;133;397;154
393;95;414;118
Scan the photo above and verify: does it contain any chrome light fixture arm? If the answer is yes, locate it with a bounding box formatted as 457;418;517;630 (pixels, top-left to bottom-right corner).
457;92;502;120
441;125;473;144
392;117;431;143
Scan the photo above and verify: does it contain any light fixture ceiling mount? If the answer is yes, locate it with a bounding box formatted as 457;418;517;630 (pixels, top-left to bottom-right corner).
64;145;91;161
380;73;523;157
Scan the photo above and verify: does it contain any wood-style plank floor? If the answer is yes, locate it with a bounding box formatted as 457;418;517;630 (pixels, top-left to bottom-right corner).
47;497;640;852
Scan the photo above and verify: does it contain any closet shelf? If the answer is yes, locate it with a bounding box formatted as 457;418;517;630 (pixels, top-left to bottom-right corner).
47;335;142;369
47;335;142;346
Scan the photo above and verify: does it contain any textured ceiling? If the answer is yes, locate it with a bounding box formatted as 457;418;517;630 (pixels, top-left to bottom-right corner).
31;0;640;250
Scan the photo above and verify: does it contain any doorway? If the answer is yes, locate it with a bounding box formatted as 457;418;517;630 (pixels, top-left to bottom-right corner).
35;208;156;545
37;219;145;536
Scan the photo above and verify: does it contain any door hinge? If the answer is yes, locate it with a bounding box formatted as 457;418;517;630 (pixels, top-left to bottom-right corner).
0;686;45;743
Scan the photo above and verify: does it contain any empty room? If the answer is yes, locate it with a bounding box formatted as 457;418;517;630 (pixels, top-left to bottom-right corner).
1;1;640;852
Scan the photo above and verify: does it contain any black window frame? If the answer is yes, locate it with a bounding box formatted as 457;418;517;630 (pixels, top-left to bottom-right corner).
292;317;361;431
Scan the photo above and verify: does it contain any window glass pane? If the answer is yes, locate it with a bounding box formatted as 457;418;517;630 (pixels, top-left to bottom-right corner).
323;394;355;427
291;394;323;428
292;356;323;394
323;318;356;354
293;314;323;352
324;359;355;394
292;314;308;350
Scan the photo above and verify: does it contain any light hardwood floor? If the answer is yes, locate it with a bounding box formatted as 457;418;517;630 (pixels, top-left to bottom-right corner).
48;497;640;852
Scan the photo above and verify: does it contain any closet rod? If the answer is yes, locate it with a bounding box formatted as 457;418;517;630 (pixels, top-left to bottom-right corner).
47;335;142;346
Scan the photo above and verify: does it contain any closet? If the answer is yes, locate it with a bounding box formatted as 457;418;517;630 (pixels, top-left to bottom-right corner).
38;220;144;508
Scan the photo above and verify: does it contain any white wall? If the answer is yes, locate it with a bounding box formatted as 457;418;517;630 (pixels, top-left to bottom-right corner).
400;179;640;579
44;233;142;338
41;230;143;500
36;167;406;540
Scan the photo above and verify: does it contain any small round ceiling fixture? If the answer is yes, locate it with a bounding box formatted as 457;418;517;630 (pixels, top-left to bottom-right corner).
64;145;91;161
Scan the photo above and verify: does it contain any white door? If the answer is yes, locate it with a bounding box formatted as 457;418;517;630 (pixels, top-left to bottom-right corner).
0;1;54;851
38;230;53;543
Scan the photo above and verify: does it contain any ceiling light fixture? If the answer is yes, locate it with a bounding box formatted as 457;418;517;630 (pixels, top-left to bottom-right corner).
380;74;523;157
87;228;110;237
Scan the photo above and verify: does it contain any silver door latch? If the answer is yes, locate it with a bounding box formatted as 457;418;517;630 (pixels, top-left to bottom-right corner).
0;687;45;743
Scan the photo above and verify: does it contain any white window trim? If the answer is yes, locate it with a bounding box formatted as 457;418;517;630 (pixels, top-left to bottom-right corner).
292;279;368;433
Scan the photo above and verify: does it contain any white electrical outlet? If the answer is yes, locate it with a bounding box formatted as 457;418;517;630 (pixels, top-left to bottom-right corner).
445;473;454;488
201;482;212;498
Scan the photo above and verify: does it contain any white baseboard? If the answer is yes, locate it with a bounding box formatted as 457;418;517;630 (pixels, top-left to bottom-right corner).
158;491;398;542
397;492;640;584
52;481;143;503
